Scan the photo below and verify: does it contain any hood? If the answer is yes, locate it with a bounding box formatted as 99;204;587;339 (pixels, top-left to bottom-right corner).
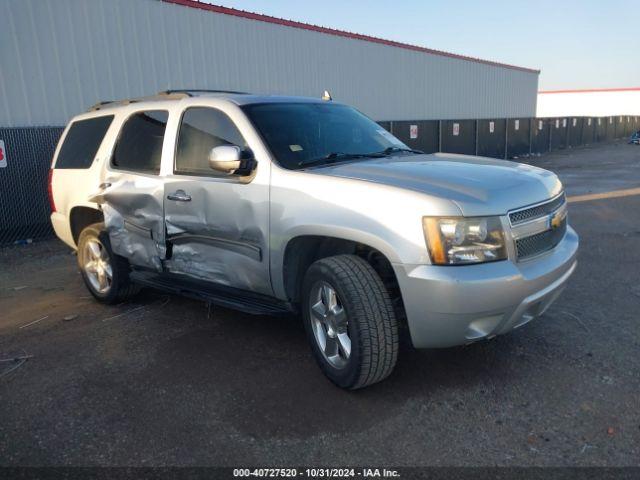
308;153;563;216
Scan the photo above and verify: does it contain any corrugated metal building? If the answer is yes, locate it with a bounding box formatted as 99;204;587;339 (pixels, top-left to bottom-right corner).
1;0;539;127
537;87;640;117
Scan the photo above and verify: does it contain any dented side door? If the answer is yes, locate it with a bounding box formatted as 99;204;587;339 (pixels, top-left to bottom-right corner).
162;104;272;296
93;174;167;271
90;109;170;271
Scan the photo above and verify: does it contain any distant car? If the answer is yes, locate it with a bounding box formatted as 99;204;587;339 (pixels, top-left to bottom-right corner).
629;130;640;145
49;90;578;389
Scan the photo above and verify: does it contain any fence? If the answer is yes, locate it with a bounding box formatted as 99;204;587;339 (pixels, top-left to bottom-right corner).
0;115;638;245
0;127;64;246
381;115;640;158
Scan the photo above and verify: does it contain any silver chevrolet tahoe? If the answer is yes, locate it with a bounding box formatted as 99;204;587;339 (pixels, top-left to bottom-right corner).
49;90;578;389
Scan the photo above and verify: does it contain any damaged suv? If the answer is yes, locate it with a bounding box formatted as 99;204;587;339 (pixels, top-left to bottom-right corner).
49;90;578;389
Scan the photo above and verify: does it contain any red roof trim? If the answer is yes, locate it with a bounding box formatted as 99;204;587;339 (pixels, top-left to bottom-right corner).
539;87;640;94
160;0;540;74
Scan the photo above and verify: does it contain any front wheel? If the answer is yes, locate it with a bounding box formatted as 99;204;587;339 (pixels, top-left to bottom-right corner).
301;255;398;389
77;222;140;304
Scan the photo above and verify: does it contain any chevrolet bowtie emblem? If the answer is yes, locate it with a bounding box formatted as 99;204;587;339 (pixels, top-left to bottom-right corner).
550;209;566;230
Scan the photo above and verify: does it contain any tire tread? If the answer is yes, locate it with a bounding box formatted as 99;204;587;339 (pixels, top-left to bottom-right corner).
309;254;398;389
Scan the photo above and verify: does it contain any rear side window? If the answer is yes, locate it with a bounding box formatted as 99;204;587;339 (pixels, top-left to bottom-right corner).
175;107;247;175
55;115;114;169
112;110;168;174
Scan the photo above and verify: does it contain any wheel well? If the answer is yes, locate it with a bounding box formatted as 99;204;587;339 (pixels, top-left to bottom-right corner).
282;236;406;321
70;207;104;246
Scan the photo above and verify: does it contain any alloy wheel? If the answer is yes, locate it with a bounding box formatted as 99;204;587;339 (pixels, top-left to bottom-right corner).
309;281;351;369
83;238;113;294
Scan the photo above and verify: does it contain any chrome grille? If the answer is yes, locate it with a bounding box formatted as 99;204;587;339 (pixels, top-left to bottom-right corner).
516;217;567;260
509;193;566;225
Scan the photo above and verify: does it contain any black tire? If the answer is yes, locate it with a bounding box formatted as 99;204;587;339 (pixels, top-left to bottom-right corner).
77;222;140;304
301;254;399;389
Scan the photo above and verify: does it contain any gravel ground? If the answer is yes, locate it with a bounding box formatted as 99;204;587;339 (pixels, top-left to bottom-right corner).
0;141;639;467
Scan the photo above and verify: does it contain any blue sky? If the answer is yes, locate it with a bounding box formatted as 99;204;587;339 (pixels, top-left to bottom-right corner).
209;0;639;90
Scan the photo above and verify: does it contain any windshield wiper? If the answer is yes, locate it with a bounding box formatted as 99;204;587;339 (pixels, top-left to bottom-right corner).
297;151;386;169
377;146;424;155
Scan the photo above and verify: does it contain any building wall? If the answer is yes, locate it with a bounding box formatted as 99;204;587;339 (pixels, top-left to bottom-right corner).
537;89;640;117
0;0;539;127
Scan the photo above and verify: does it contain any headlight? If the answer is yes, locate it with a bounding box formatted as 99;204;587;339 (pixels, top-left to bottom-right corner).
422;216;507;265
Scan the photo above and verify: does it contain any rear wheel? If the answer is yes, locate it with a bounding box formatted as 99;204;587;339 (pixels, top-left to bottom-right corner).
77;222;139;304
301;254;398;389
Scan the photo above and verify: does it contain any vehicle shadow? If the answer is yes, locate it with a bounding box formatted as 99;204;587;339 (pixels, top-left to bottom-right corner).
137;292;540;440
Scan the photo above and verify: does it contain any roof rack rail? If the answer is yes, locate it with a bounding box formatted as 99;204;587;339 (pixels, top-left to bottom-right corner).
87;91;191;112
88;101;115;111
158;89;250;96
88;99;141;112
88;89;247;112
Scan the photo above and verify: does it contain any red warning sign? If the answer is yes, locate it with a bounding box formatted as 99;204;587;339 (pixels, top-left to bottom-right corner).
0;140;6;168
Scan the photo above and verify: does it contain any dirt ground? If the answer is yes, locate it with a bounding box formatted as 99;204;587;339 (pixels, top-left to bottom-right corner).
1;141;639;467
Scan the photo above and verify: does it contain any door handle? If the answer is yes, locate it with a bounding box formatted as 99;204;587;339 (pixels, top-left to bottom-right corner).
167;190;192;202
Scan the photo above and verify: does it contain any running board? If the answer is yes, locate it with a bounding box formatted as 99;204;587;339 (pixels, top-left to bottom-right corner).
130;270;296;316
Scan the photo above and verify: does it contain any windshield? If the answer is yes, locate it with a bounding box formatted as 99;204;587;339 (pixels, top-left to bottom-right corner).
242;103;410;170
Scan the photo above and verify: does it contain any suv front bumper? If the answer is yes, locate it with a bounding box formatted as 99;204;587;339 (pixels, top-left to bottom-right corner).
393;226;579;349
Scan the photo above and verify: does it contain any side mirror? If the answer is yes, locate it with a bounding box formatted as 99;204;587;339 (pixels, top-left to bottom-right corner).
208;145;256;176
